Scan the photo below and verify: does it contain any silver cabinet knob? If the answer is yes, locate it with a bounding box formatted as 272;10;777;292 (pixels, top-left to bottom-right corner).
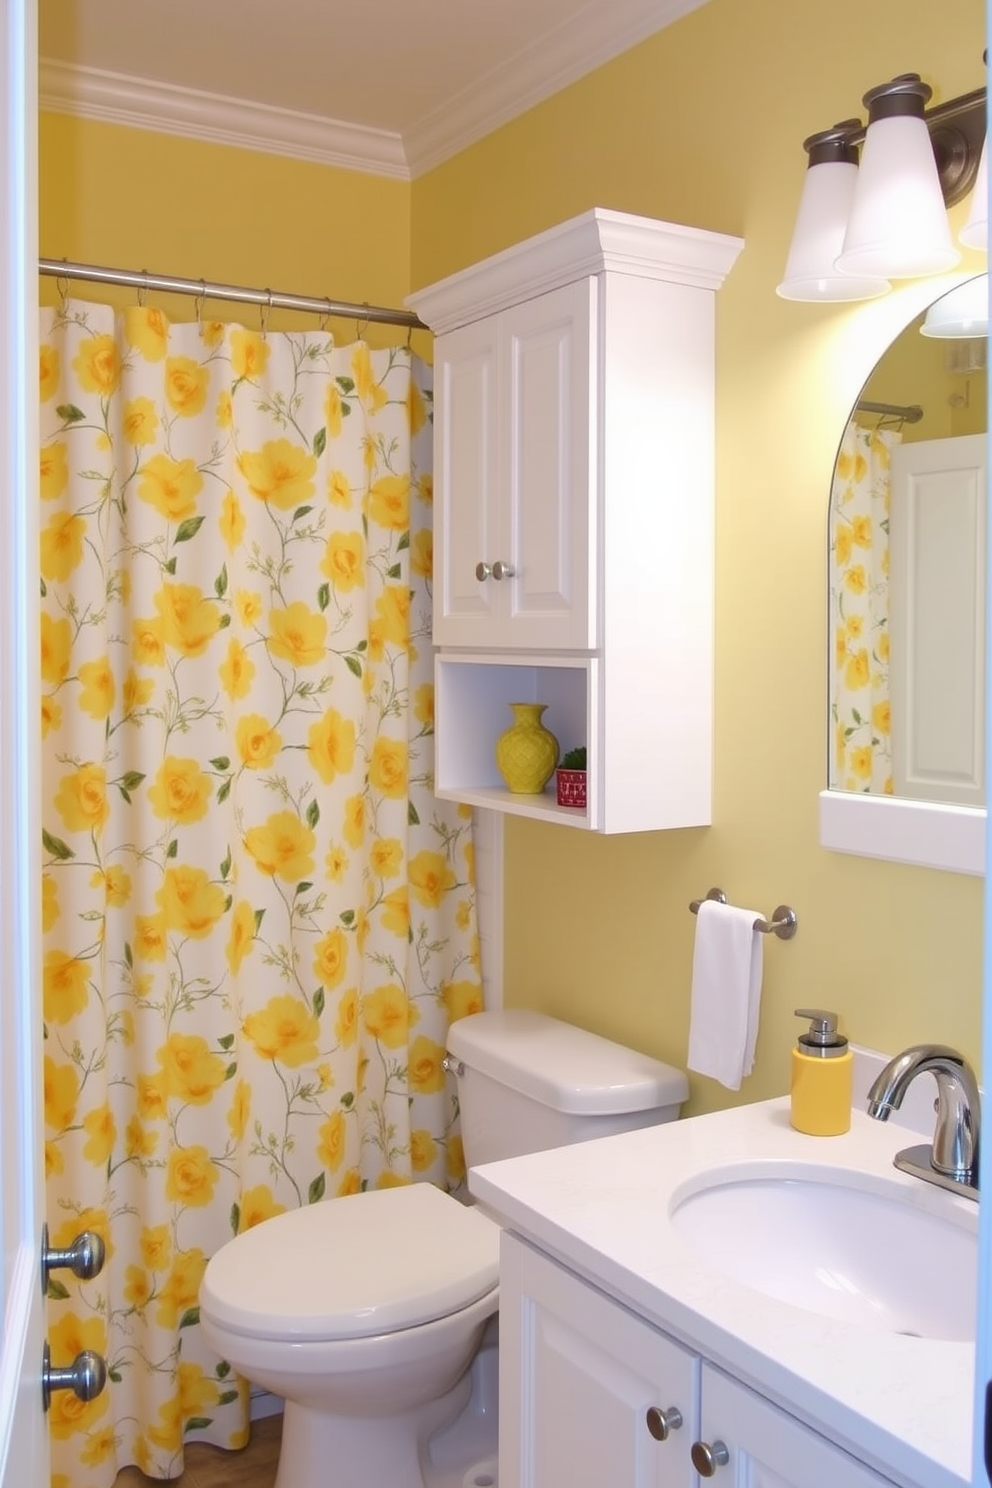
491;560;515;580
42;1341;107;1413
42;1222;106;1288
475;561;492;581
645;1405;683;1441
691;1439;730;1476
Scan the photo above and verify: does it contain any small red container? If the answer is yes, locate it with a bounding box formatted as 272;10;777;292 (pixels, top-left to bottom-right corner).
556;768;587;808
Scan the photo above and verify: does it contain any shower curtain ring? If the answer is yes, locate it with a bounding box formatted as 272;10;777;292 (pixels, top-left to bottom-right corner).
260;289;272;339
137;272;148;307
356;302;370;342
194;279;207;330
56;261;70;312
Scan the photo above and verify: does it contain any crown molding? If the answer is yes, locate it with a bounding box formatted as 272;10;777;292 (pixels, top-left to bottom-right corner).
38;59;410;180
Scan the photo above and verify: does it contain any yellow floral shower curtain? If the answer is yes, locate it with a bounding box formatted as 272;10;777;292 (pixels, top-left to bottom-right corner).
39;301;482;1487
829;419;900;793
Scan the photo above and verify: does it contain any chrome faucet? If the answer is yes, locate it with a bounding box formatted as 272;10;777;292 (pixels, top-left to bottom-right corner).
866;1044;980;1201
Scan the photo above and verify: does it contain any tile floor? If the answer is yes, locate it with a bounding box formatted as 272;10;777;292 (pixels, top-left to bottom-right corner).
113;1412;282;1488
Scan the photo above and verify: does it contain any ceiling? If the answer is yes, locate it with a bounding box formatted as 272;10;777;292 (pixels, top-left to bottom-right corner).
39;0;706;178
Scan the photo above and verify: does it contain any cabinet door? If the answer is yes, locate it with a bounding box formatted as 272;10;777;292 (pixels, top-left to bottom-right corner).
697;1366;896;1488
500;1235;697;1488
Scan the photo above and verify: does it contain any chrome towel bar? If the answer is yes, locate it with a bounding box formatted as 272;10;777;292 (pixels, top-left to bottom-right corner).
689;887;798;941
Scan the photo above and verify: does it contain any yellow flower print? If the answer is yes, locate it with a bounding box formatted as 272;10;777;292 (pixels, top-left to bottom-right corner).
243;993;320;1066
320;530;365;591
878;631;890;663
236;713;282;770
325;844;348;882
82;1102;117;1165
226;900;257;974
362;983;418;1049
844;649;870;690
244;810;316;881
122;395;159;445
164;355;210;416
235;588;263;627
156;1247;207;1327
408;1035;448;1095
238;1185;286;1232
41;612;72;686
231;328;270;381
220;489;246;550
409;850;456;909
80;1425;117;1470
44;1055;79;1130
409;685;434;735
338;1169;362;1197
342;793;365;848
850;745;873;780
227;1079;251;1142
40;512;87;582
158;1032;227;1103
844;564;867;595
237;438;317;510
73;333;121;395
446;1135;466;1186
307;707;356;784
335;987;358;1047
369;736;408;798
55;763;109;835
137;1072;169;1120
147;756;213;823
165;1144;218;1207
325;384;344;439
872;700;891;735
155;582;222;658
313;927;348;990
834;526;853;567
416;473;433;505
267;601;327;667
148;1399;182;1455
411;528;433;580
410;1129;436;1172
124;306;169;361
370;837;403;878
352;344;387;412
407;377;427;435
443;980;484;1024
836;446;868;485
77;656;116;720
201;319;225;349
134;912;168;961
317;1110;347;1171
123;1265;153;1309
43;951;90;1024
90;864;132;908
156;865;226;938
40;343;60;400
137;453;203;521
132;616;166;667
374;585;410;648
328;469;352;507
380;887;409;938
42;873;59;930
368;474;410;532
845;614;864;640
219;637;255;700
851;514;873;548
216;388;233;428
40;440;68;500
125;1115;158;1159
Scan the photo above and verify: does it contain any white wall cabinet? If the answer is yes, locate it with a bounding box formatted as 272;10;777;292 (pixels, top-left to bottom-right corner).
500;1234;898;1488
409;209;744;834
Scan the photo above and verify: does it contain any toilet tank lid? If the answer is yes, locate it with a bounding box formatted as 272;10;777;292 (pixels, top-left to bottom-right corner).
446;1009;688;1115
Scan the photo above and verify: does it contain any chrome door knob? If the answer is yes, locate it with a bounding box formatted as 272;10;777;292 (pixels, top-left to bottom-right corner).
42;1342;107;1412
491;560;515;580
41;1222;106;1287
645;1404;683;1441
475;561;491;581
691;1438;730;1476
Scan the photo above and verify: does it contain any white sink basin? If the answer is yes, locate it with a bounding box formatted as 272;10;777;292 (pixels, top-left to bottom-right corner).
670;1163;977;1341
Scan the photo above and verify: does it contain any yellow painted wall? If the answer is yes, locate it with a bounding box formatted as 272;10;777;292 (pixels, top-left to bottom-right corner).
411;0;987;1112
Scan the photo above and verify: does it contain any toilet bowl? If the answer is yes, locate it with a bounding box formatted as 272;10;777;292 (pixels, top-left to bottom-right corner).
199;1010;688;1488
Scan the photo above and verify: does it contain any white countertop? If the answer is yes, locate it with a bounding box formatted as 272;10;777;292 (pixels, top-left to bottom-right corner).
469;1097;977;1488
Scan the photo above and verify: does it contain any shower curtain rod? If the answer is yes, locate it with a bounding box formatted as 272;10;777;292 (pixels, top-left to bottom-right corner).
855;398;923;423
38;257;426;331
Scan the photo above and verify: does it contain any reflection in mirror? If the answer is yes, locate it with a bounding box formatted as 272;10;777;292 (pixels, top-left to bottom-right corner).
829;275;988;810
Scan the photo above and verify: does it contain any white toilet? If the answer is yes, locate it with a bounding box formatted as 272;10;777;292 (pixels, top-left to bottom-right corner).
199;1009;688;1488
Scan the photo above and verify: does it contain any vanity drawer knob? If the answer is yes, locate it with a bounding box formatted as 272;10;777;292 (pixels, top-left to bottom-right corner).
645;1404;683;1441
691;1438;730;1476
491;560;515;580
475;562;492;581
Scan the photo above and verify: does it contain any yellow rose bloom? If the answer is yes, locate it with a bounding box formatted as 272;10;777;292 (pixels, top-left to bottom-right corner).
408;1036;447;1095
40;343;60;401
325;844;348;882
267;602;327;668
140;1224;172;1271
236;713;282;770
851;514;873;548
219;489;246;551
165;1144;218;1207
156;865;226;938
362;983;418;1049
238;1184;286;1232
77;656;116;720
850;745;874;780
335;987;358;1047
226;900;257;975
342;792;365;848
407;377;427;435
338;1169;362;1197
123;1264;152;1309
55;763;109;835
42;872;60;930
872;700;891;735
44;1055;79;1130
82;1102;117;1165
157;1032;227;1104
137;1071;169;1120
124;306;169;361
369;736;408;798
41;612;72;685
410;528;433;580
216;388;234;428
313;927;349;990
134;912;168;961
73;333;121;395
235;588;263;627
351;343;387;412
137;453;203;521
40;440;68;500
409;849;456;909
320;530;365;591
43;951;90;1025
201;319;225;349
121;395;159;446
317;1110;347;1172
410;1129;436;1172
155;582;222;658
230;328;270;381
227;1079;251;1142
156;1247;207;1328
90;863;132;908
380;887;409;938
237;438;317;510
243;993;320;1067
443;980;484;1025
131;616;166;667
446;1135;466;1186
324;384;343;439
834;526;853;567
416;473;433;505
164;355;210;417
244;810;316;882
328;469;352;507
878;632;890;663
844;648;870;690
844;564;867;595
219;637;255;700
374;585;410;648
370;837;403;878
125;1115;157;1158
368;474;410;532
413;684;434;729
307;707;356;784
147;756;212;823
40;512;87;582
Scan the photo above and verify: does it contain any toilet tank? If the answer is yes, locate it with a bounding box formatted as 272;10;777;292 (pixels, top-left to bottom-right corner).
446;1009;689;1168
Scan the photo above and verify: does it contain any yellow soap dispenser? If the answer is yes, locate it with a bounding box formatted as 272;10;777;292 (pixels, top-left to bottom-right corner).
790;1008;853;1136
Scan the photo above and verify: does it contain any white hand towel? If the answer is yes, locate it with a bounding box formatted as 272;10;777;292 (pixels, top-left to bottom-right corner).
686;900;764;1091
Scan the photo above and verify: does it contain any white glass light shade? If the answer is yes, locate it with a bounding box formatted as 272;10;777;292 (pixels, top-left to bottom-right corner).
836;114;961;279
776;158;889;301
919;273;989;337
959;137;988;251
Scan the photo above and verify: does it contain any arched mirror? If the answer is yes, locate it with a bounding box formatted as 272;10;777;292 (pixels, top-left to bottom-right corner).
819;273;988;874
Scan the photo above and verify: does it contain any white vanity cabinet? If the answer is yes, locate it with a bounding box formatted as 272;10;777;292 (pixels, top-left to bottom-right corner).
408;209;744;834
500;1234;899;1488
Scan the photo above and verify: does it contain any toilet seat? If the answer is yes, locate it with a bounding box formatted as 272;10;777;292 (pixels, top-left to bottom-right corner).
200;1182;499;1343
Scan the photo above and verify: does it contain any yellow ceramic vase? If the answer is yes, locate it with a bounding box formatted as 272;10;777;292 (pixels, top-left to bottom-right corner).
495;703;559;794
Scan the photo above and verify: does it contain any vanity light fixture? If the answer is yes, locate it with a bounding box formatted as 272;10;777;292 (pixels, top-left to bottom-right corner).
777;73;987;303
919;272;989;338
